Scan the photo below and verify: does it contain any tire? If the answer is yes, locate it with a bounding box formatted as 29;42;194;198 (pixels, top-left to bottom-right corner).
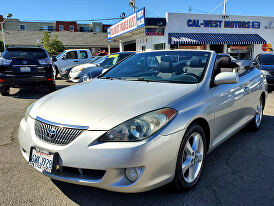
248;96;264;131
172;124;206;192
54;66;59;79
48;83;56;93
0;86;10;96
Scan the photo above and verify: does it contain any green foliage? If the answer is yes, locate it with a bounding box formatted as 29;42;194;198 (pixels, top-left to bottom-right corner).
42;31;65;56
0;40;4;52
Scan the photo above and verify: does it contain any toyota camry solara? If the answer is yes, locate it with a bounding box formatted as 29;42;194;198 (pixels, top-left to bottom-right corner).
18;50;267;193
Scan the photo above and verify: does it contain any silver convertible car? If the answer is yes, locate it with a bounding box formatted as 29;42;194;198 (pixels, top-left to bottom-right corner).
18;50;267;193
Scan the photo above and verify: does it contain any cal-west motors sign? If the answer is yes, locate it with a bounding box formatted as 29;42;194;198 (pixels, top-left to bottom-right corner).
187;19;261;29
108;8;145;39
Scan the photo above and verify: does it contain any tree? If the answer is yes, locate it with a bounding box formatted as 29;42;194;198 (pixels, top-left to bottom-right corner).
41;31;65;56
0;40;4;52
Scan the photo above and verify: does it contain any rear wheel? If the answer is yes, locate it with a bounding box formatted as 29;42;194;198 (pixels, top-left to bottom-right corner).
48;83;56;93
172;124;206;191
0;86;10;96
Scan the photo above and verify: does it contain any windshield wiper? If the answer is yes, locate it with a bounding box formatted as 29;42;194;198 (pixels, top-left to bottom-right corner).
97;76;121;80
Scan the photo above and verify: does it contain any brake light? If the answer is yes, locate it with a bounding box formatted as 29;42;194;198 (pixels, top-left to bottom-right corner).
47;78;53;81
38;58;51;65
0;79;4;83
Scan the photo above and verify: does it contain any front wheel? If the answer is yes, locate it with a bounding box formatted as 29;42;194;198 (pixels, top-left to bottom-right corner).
0;86;10;96
172;124;206;191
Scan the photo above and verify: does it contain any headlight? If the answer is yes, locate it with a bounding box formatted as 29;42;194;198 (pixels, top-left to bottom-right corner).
98;108;177;142
0;58;12;65
74;68;85;73
24;102;36;121
261;70;271;76
38;58;51;65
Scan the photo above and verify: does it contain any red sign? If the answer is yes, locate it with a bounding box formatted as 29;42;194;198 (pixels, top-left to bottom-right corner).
109;14;137;38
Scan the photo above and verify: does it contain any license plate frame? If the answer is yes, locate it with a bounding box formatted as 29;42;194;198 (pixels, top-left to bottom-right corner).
20;67;31;72
29;147;59;173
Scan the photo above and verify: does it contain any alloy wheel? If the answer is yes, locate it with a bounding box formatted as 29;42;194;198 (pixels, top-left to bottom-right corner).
182;132;204;183
255;98;263;127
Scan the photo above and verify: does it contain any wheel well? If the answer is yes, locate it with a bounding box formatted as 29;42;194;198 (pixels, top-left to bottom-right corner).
189;118;210;153
261;92;266;110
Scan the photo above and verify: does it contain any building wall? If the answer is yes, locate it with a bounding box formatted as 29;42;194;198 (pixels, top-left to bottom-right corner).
56;21;77;32
3;19;55;31
165;13;274;58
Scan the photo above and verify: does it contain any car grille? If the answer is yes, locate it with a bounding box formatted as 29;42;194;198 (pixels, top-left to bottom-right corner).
34;119;84;146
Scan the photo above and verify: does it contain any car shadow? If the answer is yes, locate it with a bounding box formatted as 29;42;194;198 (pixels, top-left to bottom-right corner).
51;114;274;206
10;84;71;100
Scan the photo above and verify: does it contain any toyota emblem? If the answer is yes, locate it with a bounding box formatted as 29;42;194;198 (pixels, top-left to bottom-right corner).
22;61;28;64
46;128;57;139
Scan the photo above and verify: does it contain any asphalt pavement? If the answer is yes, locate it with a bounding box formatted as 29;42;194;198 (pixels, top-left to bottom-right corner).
0;80;274;206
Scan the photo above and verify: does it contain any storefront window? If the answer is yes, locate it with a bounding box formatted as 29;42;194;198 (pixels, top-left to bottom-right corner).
227;45;252;60
154;43;166;50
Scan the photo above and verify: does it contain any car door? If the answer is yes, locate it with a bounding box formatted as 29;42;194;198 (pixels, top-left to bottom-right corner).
210;68;249;147
79;50;89;64
62;50;79;68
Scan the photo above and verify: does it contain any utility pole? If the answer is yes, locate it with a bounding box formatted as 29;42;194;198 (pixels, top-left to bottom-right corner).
1;13;13;50
189;5;191;13
223;0;227;15
129;0;136;13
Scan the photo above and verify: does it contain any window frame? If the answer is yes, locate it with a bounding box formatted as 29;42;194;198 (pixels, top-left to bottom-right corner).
59;25;64;31
19;24;26;31
65;51;78;59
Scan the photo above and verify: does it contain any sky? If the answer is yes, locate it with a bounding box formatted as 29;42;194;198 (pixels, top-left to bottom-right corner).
1;0;274;25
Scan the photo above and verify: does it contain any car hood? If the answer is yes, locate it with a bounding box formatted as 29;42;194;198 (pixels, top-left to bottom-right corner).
71;63;96;72
31;79;198;130
259;65;274;71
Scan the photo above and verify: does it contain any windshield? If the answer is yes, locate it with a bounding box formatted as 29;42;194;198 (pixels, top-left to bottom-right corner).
260;54;274;65
93;56;107;64
89;56;101;63
99;53;132;69
56;51;66;58
2;48;48;60
102;51;210;84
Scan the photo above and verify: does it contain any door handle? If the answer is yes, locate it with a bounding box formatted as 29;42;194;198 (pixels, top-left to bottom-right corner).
74;61;79;62
244;86;249;92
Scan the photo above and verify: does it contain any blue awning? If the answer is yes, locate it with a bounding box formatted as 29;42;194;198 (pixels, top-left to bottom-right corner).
169;33;267;45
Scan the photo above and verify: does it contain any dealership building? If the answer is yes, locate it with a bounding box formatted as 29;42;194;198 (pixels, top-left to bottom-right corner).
108;10;274;59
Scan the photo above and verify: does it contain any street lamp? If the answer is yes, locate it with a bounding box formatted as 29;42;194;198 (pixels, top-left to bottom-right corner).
1;13;13;50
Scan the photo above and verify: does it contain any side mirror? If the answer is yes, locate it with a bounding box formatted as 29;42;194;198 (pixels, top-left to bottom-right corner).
214;72;239;85
52;56;57;62
62;55;66;60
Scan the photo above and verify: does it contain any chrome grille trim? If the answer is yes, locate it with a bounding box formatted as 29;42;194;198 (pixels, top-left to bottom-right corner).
34;117;88;146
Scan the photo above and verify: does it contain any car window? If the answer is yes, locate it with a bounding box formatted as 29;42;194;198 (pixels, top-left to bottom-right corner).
66;51;78;59
100;54;133;69
102;51;211;84
2;48;48;60
80;51;88;59
260;54;274;65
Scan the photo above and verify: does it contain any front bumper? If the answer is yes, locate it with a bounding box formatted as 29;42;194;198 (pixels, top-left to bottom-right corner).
18;117;185;193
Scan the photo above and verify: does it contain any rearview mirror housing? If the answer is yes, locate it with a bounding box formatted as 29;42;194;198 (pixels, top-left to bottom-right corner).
214;72;239;85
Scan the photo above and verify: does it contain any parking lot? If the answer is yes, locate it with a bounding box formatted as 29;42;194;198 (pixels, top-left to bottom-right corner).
0;79;274;206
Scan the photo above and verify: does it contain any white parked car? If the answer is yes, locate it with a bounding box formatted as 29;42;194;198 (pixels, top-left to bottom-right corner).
68;56;106;83
19;50;267;193
52;49;93;77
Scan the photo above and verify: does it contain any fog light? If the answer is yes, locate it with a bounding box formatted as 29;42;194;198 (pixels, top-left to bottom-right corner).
125;168;138;182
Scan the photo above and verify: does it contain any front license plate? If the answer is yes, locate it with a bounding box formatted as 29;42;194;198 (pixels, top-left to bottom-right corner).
29;147;54;172
20;67;31;72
